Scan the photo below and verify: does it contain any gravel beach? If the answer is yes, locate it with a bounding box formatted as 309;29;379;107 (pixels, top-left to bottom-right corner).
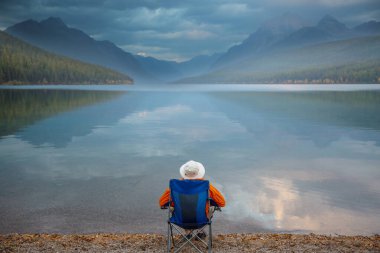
1;233;379;252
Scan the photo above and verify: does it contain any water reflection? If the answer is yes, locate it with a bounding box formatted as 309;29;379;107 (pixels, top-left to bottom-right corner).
213;91;380;234
0;89;380;235
213;91;380;143
0;89;125;140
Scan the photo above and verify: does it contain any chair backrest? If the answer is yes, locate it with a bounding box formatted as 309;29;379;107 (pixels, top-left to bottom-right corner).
169;179;210;228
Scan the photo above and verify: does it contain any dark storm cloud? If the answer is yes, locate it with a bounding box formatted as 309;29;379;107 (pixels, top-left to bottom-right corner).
1;0;379;61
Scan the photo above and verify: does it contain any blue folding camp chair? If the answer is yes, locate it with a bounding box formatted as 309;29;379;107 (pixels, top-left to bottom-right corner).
163;179;219;253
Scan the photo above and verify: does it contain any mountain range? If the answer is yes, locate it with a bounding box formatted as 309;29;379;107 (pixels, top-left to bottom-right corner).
5;17;220;84
4;14;380;84
180;14;380;84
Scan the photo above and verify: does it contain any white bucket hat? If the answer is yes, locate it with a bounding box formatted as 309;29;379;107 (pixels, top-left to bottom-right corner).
179;160;205;179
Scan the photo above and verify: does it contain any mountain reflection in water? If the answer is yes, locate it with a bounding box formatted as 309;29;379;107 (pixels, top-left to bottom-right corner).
0;87;379;235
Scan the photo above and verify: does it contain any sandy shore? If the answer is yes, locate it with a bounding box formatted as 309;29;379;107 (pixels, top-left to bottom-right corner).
1;233;379;252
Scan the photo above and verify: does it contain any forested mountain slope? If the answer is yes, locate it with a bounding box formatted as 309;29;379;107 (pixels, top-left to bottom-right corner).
0;31;132;85
5;17;149;83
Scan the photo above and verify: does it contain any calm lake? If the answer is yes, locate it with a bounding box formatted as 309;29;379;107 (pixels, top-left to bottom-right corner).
1;85;380;235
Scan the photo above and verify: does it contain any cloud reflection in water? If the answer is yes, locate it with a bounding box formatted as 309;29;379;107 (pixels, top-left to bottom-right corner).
1;90;380;234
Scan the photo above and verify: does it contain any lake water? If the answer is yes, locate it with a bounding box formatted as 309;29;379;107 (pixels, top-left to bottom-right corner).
1;85;380;235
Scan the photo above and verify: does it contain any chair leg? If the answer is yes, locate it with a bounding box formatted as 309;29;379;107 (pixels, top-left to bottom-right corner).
208;224;212;253
171;225;205;253
167;223;171;253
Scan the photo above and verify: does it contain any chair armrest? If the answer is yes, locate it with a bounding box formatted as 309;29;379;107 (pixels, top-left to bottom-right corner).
209;198;222;208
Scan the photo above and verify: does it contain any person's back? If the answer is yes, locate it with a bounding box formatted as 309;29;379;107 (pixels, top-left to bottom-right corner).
159;160;226;215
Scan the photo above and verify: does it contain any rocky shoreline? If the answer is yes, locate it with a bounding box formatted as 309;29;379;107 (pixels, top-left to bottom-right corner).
1;233;379;252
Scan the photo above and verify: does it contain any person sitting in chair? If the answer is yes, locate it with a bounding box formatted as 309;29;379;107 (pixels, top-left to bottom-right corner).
159;160;226;217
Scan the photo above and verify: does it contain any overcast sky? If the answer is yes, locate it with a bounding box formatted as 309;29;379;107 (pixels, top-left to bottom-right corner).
0;0;379;61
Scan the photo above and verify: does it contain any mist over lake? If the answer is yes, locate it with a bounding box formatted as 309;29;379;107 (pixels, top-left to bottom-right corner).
1;85;379;235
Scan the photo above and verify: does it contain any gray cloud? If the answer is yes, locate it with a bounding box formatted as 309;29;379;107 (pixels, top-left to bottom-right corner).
0;0;379;61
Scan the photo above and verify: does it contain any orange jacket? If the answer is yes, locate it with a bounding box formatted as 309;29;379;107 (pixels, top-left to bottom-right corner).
159;180;226;214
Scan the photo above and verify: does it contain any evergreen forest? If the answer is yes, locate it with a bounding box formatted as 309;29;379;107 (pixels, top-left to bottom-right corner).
0;31;133;85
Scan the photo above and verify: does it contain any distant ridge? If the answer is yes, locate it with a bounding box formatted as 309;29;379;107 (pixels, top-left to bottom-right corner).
134;55;182;82
135;52;222;82
5;17;152;83
212;13;309;69
272;15;353;50
317;14;350;36
354;20;380;35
